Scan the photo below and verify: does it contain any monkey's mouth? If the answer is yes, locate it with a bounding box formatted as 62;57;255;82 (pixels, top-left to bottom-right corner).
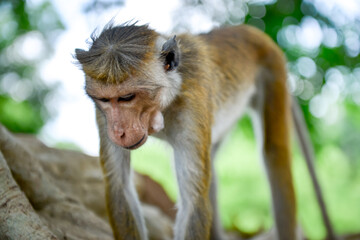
124;135;146;150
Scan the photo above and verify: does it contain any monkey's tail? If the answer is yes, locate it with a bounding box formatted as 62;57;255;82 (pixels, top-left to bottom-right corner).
291;97;337;240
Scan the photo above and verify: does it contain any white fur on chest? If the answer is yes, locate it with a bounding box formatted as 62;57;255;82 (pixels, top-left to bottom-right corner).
211;85;256;144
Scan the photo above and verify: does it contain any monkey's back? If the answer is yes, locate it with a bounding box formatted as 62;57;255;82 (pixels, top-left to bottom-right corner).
198;25;288;142
201;25;285;87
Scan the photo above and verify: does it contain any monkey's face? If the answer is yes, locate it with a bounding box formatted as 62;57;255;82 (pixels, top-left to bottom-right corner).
75;25;181;149
86;79;164;150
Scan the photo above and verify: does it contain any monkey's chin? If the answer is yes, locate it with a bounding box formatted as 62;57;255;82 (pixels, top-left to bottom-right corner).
122;134;147;150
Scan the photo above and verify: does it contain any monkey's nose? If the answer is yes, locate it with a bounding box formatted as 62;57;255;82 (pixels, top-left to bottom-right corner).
113;124;125;138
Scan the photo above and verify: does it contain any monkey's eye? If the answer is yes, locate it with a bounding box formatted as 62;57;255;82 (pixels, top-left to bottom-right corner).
98;98;110;103
118;93;135;102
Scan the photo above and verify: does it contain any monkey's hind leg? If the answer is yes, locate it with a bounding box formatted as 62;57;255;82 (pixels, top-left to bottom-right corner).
251;70;297;240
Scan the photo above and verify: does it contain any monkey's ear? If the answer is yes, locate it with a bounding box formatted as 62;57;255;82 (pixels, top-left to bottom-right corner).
161;35;180;71
74;48;86;64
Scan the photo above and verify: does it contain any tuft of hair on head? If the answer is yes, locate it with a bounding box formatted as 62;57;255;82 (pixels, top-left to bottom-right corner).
75;21;158;84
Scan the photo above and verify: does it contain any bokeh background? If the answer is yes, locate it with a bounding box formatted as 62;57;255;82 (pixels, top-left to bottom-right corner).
1;0;359;239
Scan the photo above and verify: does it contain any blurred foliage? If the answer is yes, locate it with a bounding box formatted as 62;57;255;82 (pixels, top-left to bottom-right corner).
0;0;64;133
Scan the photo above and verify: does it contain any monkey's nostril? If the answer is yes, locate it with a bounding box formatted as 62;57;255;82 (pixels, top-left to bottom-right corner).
120;131;125;138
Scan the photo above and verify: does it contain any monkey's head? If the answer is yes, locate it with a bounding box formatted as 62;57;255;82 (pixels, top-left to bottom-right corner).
75;22;181;150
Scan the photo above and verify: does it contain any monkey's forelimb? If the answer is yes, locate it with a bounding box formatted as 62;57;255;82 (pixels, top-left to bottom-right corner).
98;110;148;240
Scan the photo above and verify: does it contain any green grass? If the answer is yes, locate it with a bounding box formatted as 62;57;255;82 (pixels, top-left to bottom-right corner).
131;127;360;239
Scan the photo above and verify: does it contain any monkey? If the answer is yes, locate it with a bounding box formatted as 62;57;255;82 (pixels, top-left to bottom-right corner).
75;22;335;240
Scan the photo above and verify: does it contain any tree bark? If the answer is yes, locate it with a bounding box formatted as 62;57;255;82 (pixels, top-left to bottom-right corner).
0;151;58;240
0;124;174;240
